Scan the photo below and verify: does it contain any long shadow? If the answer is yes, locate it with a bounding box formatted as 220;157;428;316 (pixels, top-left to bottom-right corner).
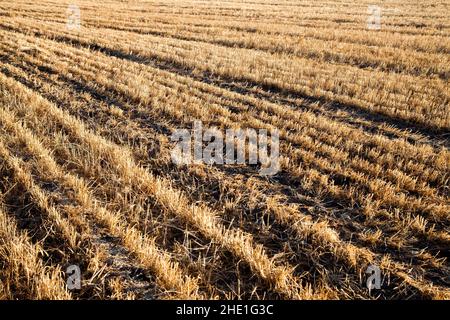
3;45;449;216
5;48;450;231
3;58;449;296
5;22;448;147
106;48;450;146
0;59;367;290
0;63;293;299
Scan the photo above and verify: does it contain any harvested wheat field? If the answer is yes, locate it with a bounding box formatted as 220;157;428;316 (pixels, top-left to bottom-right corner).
0;0;449;301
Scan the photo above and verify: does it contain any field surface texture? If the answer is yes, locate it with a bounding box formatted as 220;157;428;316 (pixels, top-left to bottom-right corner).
0;0;449;300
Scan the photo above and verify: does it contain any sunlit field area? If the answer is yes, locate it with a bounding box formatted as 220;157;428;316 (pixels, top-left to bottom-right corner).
0;0;449;300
